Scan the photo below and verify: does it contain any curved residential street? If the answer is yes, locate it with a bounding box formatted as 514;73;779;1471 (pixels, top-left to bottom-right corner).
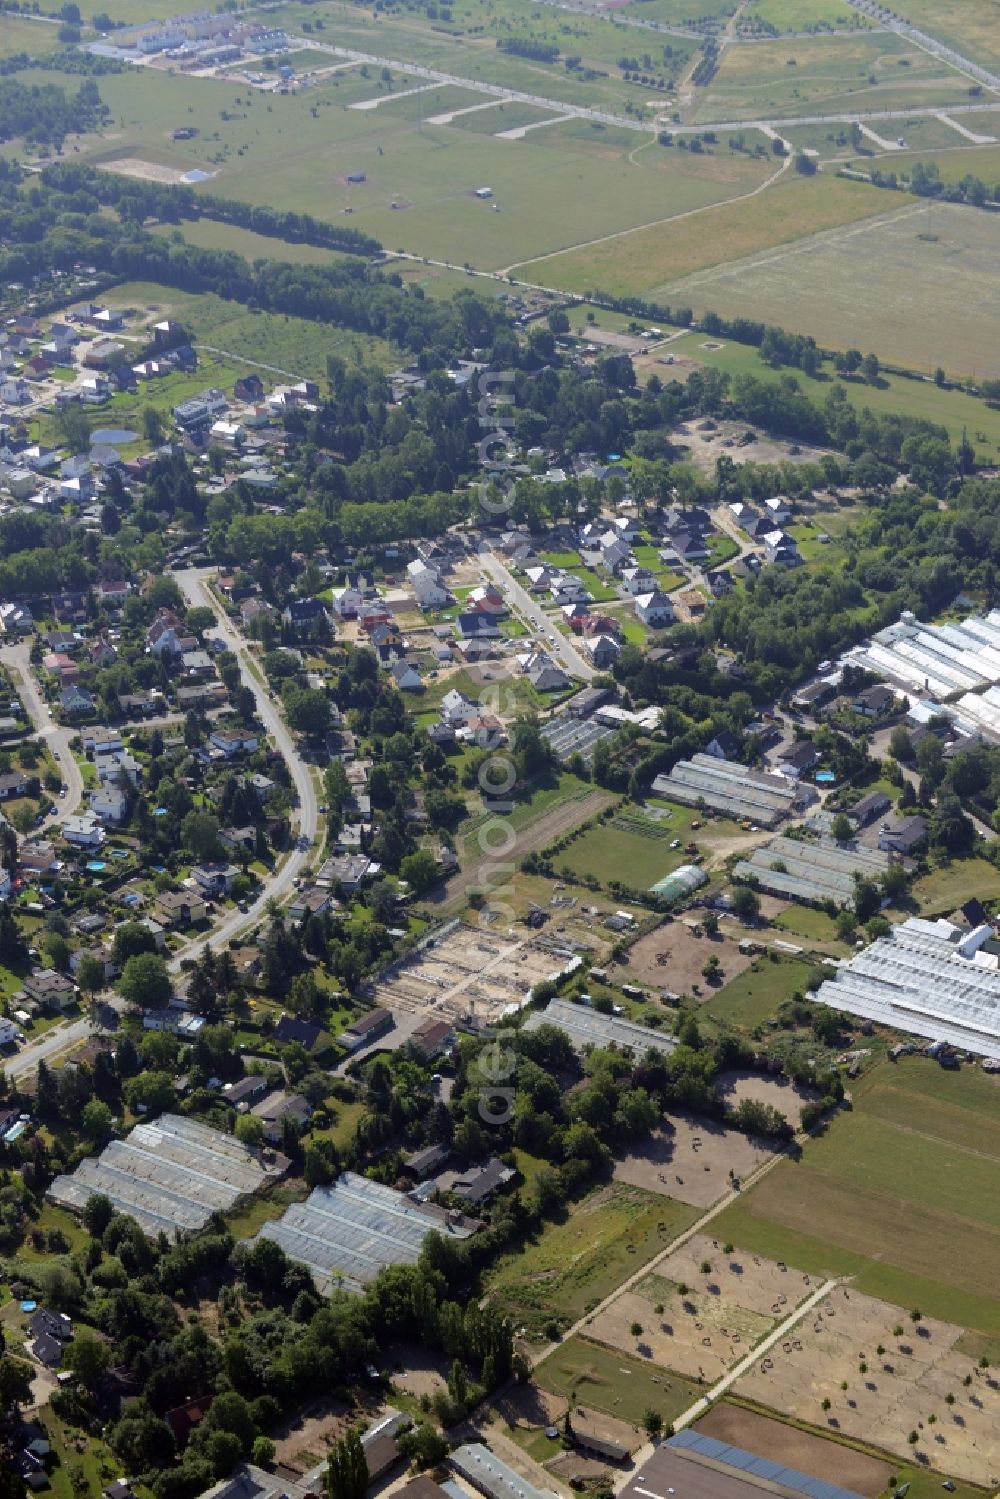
0;641;85;831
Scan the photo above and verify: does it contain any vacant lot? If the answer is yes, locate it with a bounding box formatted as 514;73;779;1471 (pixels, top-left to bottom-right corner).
887;0;1000;74
736;1283;1000;1486
518;171;882;293
694;1404;892;1498
715;1068;814;1125
712;1058;1000;1332
624;921;754;997
663;199;1000;379
913;856;1000;914
485;1182;699;1335
534;1335;703;1427
613;1117;780;1207
589;1231;814;1383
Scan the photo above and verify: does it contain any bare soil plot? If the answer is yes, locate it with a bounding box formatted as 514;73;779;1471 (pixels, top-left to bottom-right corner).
736;1284;1000;1486
587;1231;813;1383
386;1341;451;1402
374;923;561;1024
694;1404;892;1498
714;1068;816;1125
625;923;754;997
269;1395;356;1468
95;155;193;183
613;1118;781;1208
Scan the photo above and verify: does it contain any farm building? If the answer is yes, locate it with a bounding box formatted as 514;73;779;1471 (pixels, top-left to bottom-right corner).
651;755;808;827
46;1114;286;1236
524;997;676;1058
648;862;708;901
250;1171;477;1294
848;608;1000;702
811;916;1000;1061
541;708;616;765
731;837;891;908
621;1430;866;1499
450;1445;557;1499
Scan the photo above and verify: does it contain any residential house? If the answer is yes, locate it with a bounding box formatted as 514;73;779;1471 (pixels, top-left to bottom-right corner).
706;729;741;761
706;569;734;598
426;721;456;748
763;530;801;567
634;590;675;629
316;852;377;893
853;683;897;718
847;790;891;830
620;566;655;597
333;586;364;620
390;660;423;692
190;863;238;895
223;1075;271;1109
878;814;929;855
598;533;633;574
233;372;265;403
549;576;592;607
404;1143;450;1179
250;1090;313;1142
147;609;186;656
407;559;449;609
448;1157;515;1205
69;947;118;983
219;825;257;857
154;889;208;928
61;811;104;846
0;770;31;801
764;495;792;524
0;602;32;635
23;970;77;1012
90;786;129;825
210;728;259;758
409;1017;454;1060
584;634;621;670
273;1015;324;1050
98;578;131;607
456;612;500;640
181;649;215;678
282;597;331;632
792;678;838;714
775;740;820;780
83;727;124;756
52;591;88;625
89;635;117;668
287;884;335;921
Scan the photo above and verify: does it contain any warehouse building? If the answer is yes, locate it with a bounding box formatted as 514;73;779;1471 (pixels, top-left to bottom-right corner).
524;997;676;1058
849;608;1000;702
811;916;1000;1061
450;1444;559;1499
251;1171;477;1294
620;1430;866;1499
732;836;891;908
651;754;808;827
47;1114;286;1236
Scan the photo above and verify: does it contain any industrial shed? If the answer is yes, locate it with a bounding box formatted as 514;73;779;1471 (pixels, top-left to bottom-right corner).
251;1172;476;1295
811;916;1000;1061
651;755;806;827
524;997;676;1058
732;837;891;908
621;1430;866;1499
850;608;1000;702
47;1114;286;1237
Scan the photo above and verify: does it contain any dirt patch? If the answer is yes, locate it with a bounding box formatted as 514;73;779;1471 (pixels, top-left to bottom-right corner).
694;1404;892;1498
387;1341;451;1403
492;1384;567;1429
269;1395;355;1468
624;923;753;997
95;156;191;184
546;1452;610;1481
736;1284;1000;1487
588;1231;815;1384
715;1068;816;1125
613;1117;781;1208
675;417;834;478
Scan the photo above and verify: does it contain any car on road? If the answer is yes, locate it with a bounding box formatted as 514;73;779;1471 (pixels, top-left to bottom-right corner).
53;750;60;760
58;788;65;798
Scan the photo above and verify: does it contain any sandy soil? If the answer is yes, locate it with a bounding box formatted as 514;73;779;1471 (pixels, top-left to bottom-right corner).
622;923;753;997
674;417;834;477
95;156;192;183
736;1284;1000;1487
714;1068;816;1124
613;1117;781;1208
587;1232;815;1384
694;1404;893;1498
387;1341;451;1402
269;1395;355;1468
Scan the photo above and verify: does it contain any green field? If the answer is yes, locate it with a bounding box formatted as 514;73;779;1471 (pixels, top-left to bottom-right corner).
883;0;1000;75
713;1058;1000;1331
556;799;744;888
690;31;974;124
912;856;1000;914
743;0;873;32
534;1335;704;1426
0;13;60;57
699;955;814;1030
485;1182;699;1334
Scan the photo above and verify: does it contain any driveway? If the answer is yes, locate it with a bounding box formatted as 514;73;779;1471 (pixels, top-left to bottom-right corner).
0;642;85;829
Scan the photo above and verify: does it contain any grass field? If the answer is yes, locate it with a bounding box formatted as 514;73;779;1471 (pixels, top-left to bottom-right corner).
912;856;1000;914
485;1182;699;1334
713;1058;1000;1331
698;955;814;1030
661;198;1000;381
690;30;972;124
534;1335;704;1425
0;13;61;57
884;0;1000;75
523;171;883;292
151;218;348;267
743;0;873;31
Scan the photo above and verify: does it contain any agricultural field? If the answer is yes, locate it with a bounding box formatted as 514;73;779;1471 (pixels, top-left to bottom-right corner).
884;0;1000;75
713;1058;1000;1333
689;31;974;124
742;0;873;32
555;810;704;890
484;1181;699;1335
0;13;60;58
697;955;815;1031
661;198;1000;381
534;1335;704;1427
523;170;884;292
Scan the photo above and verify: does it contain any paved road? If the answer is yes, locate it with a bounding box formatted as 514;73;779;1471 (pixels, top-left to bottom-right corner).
172;568;319;960
4;998;126;1082
0;643;85;831
478;547;594;681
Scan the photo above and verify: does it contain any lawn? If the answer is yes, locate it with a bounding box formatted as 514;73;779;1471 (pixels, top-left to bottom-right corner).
698;955;815;1031
912;856;1000;914
0;13;59;57
771;904;848;951
746;0;873;31
485;1182;698;1334
712;1056;1000;1331
534;1335;704;1426
559;819;688;890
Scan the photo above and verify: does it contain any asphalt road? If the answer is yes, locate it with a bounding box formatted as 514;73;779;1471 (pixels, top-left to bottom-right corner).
172;568;320;961
0;642;85;830
477;547;595;681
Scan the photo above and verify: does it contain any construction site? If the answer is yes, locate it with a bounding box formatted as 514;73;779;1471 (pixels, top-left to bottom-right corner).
374;922;575;1026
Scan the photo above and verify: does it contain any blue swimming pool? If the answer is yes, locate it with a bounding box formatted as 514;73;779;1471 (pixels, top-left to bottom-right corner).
86;860;106;871
815;770;836;784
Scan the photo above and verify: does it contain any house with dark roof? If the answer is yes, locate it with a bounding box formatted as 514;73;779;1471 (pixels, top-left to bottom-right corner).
449;1157;515;1205
273;1015;324;1050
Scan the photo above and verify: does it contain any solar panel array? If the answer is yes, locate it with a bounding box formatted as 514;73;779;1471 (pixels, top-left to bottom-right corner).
47;1114;278;1237
253;1172;452;1294
524;997;676;1057
812;917;1000;1060
668;1430;866;1499
652;755;801;827
732;836;890;907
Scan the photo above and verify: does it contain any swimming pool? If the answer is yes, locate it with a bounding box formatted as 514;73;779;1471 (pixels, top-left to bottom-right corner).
86;860;107;872
815;770;836;784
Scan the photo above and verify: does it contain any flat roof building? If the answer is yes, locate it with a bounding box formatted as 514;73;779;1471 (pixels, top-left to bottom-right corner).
450;1445;559;1499
732;836;891;908
620;1431;866;1499
524;997;676;1058
652;754;808;827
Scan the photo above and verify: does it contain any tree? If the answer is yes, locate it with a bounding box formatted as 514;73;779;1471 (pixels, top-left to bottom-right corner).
234;1114;264;1147
83;1192;114;1236
124;1071;176;1115
861;353;880;385
284;687;331;737
326;1428;368;1499
182;809;224;862
81;1099;114;1142
76;953;107;996
0;1353;34;1412
730;884;760;922
889;726;914;762
830;812;852;843
118;952;171;1010
142;406;165;444
253;1436;276;1466
642;1408;663;1438
113;921;158;965
64;1330;110;1391
400;849;439;895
